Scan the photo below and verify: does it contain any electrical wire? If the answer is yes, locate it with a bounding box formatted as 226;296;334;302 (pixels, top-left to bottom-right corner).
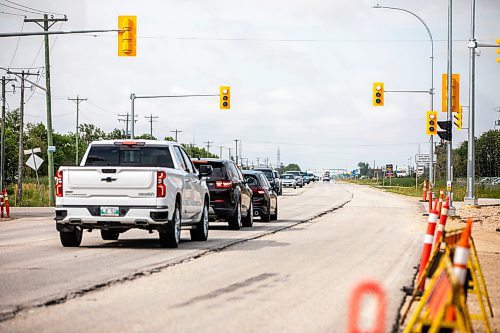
241;139;427;148
0;2;42;15
3;0;64;16
8;20;24;69
0;9;24;16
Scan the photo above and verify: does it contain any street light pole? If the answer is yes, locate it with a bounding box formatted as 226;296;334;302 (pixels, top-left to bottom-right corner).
373;5;435;200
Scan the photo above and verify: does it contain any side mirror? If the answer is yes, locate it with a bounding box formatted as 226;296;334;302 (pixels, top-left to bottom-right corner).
198;165;213;178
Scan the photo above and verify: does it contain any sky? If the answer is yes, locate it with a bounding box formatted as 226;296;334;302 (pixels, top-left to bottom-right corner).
0;0;499;172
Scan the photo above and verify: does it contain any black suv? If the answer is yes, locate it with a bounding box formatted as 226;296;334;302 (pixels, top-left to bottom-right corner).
242;170;278;222
193;158;253;229
253;167;282;195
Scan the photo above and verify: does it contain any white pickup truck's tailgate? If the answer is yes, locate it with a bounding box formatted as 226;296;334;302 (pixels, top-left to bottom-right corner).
61;167;159;206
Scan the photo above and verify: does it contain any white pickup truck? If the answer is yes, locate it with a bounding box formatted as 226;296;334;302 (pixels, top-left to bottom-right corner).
54;140;212;248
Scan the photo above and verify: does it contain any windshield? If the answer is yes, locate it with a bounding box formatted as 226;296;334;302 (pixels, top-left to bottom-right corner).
85;145;174;168
282;174;294;179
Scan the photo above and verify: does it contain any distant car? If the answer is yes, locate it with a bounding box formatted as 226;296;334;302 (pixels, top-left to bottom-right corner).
281;174;297;189
273;171;283;194
253;167;282;195
307;173;316;182
301;172;311;184
284;171;304;188
242;170;278;222
323;175;331;182
192;158;253;229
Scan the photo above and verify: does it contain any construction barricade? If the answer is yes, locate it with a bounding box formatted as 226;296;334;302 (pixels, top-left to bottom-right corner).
401;220;494;332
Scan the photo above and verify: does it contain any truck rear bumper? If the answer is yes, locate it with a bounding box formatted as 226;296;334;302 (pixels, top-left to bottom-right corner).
55;206;169;228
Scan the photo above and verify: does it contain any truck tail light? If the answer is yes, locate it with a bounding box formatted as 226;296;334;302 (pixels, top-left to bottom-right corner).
56;170;63;197
215;180;232;189
157;171;166;197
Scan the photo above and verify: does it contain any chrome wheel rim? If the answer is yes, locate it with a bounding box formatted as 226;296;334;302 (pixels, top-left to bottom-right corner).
237;204;241;227
203;204;209;237
175;208;181;243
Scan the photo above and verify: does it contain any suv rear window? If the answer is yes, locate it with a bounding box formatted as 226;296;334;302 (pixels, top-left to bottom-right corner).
85;145;174;168
193;161;226;180
255;169;274;180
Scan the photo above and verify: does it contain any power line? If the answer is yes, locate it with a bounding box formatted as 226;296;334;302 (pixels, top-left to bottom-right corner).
3;0;65;16
0;9;24;16
8;20;24;68
0;3;43;15
242;139;427;148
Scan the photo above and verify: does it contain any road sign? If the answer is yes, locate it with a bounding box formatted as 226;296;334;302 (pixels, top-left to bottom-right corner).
26;154;44;171
385;164;394;177
24;147;41;155
415;154;430;165
48;146;56;153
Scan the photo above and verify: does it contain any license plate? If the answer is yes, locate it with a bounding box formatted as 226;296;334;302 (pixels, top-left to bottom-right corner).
100;206;119;217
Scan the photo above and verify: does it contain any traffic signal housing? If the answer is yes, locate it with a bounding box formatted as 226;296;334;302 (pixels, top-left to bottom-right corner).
220;86;230;109
454;105;463;130
373;82;384;106
426;111;438;135
496;39;500;63
118;16;137;56
441;74;460;112
438;120;452;141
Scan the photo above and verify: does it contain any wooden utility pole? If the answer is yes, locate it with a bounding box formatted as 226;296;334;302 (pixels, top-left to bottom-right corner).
68;95;87;165
204;141;213;157
144;114;158;138
24;14;68;205
10;70;39;204
170;129;182;142
1;76;16;193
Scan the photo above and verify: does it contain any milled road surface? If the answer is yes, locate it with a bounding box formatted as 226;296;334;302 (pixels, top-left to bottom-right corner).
0;182;424;332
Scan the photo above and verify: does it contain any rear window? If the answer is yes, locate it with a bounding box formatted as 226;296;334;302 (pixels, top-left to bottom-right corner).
282;174;294;179
255;169;274;180
84;145;174;168
243;174;260;187
193;161;226;180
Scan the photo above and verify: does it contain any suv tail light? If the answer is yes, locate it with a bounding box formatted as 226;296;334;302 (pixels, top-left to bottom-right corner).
157;171;166;197
252;188;265;195
56;170;63;197
215;180;232;189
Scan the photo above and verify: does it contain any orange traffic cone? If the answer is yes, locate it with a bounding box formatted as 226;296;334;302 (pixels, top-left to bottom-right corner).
453;219;473;285
418;206;439;290
437;190;444;218
0;189;4;218
422;180;428;202
434;196;450;245
3;188;10;218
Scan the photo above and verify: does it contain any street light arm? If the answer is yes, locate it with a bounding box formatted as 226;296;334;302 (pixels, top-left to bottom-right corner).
373;5;433;57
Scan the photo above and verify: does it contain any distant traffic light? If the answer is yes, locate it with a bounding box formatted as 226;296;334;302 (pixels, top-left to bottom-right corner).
441;74;460;113
118;16;137;56
437;120;452;141
220;86;230;109
372;82;384;106
454;105;463;130
496;39;500;63
426;111;438;135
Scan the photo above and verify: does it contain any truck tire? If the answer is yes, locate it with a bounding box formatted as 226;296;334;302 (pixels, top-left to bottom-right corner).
159;204;181;248
242;201;253;227
101;230;119;241
60;227;83;247
228;201;242;230
190;201;209;241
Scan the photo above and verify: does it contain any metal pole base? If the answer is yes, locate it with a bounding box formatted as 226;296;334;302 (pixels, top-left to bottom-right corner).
463;197;478;206
447;206;457;217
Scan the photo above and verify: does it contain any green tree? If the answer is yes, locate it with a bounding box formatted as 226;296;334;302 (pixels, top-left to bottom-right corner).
357;162;370;177
282;163;301;172
476;130;500;177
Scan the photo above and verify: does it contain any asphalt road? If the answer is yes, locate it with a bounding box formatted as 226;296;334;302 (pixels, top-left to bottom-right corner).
0;181;424;332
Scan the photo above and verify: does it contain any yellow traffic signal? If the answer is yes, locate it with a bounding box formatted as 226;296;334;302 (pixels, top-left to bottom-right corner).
118;16;136;57
441;74;460;112
426;111;438;135
454;105;463;130
496;39;500;63
220;86;230;109
372;82;384;106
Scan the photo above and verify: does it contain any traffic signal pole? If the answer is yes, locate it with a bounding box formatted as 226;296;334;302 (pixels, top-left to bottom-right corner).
446;0;455;215
373;5;436;200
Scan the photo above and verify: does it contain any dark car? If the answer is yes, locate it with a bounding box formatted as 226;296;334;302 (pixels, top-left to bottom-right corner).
192;158;253;229
242;170;278;222
253;167;282;195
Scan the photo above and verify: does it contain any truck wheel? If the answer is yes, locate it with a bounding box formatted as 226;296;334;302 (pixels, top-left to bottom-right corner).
271;201;278;221
228;202;242;230
242;201;253;227
190;201;209;241
261;203;271;222
101;230;119;241
60;227;82;247
160;204;181;248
